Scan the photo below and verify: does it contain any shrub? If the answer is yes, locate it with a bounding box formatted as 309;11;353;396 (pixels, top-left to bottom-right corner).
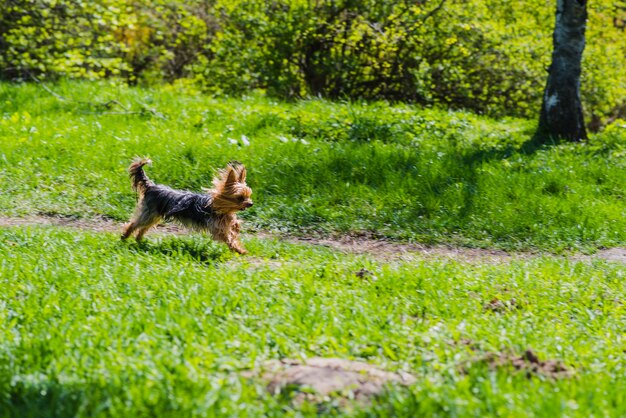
1;0;625;124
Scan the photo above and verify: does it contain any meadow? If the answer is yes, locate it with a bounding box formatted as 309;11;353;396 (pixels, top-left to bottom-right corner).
1;81;626;417
1;80;625;251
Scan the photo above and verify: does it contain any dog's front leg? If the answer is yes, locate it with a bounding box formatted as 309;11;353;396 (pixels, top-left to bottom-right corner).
232;219;241;234
227;237;247;254
212;227;247;254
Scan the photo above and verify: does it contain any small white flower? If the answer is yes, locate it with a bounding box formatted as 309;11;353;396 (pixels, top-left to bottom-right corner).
241;134;251;146
227;138;238;145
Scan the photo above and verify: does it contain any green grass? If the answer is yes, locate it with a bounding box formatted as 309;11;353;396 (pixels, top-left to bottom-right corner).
0;80;625;251
1;226;626;417
1;80;626;416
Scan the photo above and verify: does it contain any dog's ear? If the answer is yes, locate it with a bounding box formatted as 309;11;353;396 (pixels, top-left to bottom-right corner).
238;165;247;183
225;166;238;186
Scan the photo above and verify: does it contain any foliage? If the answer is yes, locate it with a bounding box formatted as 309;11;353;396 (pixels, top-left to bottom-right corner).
0;0;130;79
1;0;625;123
205;0;551;112
0;0;216;83
191;0;626;123
0;81;625;251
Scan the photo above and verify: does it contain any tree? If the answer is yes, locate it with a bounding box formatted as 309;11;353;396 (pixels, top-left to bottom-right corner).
537;0;588;142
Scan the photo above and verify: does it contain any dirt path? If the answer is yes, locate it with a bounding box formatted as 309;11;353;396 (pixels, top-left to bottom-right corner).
1;215;625;264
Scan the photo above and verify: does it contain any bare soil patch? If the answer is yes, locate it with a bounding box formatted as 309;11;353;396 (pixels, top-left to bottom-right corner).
595;248;626;264
483;297;521;313
465;349;573;379
243;357;416;405
273;233;518;263
0;214;184;235
1;214;625;264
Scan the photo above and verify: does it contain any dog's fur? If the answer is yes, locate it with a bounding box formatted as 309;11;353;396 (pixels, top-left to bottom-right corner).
121;158;253;254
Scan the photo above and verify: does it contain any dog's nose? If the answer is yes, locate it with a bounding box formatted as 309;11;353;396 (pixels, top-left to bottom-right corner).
246;201;254;208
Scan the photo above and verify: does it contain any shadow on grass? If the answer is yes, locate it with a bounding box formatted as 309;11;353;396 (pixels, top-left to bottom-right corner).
455;127;575;223
452;136;547;218
122;236;231;265
4;381;86;418
4;379;188;418
252;129;552;243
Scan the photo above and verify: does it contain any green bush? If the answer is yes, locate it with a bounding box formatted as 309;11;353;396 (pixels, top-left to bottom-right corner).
202;0;626;122
0;0;130;79
1;0;625;123
0;0;216;83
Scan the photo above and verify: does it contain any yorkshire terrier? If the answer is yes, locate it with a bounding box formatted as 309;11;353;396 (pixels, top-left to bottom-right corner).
121;158;253;254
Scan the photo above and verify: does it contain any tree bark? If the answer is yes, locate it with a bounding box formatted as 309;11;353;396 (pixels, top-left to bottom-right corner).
537;0;588;142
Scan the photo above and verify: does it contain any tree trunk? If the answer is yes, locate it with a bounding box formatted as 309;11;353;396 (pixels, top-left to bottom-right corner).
537;0;588;142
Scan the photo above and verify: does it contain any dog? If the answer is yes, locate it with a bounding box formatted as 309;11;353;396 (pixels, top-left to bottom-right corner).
121;158;253;254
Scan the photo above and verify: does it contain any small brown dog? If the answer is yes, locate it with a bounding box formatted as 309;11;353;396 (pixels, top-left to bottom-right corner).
121;158;253;254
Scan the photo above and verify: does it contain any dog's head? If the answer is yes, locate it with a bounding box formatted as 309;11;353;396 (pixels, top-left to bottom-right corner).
208;162;253;214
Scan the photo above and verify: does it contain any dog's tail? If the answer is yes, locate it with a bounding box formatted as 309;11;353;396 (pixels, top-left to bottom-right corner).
128;157;153;193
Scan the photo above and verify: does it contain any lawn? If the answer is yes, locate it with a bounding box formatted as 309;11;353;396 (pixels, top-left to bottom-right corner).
1;81;626;417
1;226;625;417
0;80;625;251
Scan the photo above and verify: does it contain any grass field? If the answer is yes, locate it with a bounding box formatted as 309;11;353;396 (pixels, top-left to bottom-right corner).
1;227;626;416
1;81;626;417
0;80;625;251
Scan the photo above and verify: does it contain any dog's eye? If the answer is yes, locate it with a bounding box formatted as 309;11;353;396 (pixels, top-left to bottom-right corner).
239;196;245;202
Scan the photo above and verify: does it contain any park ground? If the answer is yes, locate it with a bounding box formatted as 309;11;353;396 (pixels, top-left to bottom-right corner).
1;81;625;416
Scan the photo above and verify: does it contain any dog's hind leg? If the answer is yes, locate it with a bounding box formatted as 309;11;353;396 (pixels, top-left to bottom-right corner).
135;223;157;241
121;222;137;240
122;208;161;241
132;213;162;241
